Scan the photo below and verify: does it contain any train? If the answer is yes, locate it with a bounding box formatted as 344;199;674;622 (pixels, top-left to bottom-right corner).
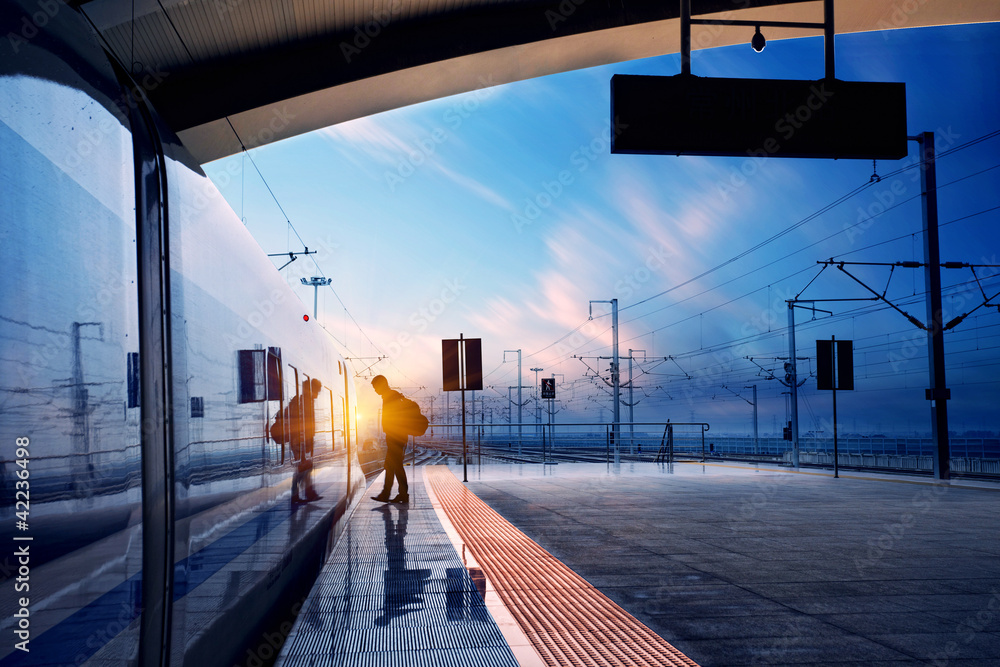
0;2;368;665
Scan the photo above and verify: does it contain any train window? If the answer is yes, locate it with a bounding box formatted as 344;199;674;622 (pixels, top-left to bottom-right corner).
190;396;204;418
237;348;268;403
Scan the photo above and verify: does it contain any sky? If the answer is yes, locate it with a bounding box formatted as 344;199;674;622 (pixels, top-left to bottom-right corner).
206;22;1000;437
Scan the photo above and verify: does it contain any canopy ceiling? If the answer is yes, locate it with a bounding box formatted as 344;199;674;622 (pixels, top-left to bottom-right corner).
77;0;999;163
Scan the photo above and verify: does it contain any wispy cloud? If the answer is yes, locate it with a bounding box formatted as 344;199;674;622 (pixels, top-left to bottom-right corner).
432;162;514;211
318;115;417;166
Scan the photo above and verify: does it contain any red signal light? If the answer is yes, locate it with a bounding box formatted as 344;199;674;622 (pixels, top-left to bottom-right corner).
303;314;309;321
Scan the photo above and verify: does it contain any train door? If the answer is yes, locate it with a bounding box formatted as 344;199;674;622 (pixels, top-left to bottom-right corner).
287;365;301;467
330;383;343;454
312;382;336;458
342;362;354;475
265;347;284;468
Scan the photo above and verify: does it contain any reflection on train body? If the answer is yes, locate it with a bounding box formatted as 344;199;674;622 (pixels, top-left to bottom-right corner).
0;2;365;665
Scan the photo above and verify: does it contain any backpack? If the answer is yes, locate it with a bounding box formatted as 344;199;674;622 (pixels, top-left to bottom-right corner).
270;410;289;445
396;397;429;437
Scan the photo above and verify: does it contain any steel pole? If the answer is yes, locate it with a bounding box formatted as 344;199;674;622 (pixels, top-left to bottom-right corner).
517;350;522;455
680;0;691;76
832;336;839;478
628;350;635;455
788;302;800;469
612;299;620;464
919;131;950;480
823;0;835;80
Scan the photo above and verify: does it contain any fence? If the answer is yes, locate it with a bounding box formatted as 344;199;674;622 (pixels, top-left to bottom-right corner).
417;422;999;472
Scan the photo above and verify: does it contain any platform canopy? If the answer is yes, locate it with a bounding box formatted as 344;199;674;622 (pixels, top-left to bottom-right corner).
77;0;999;163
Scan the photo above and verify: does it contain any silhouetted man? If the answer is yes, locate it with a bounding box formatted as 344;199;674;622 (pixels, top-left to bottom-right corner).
288;378;323;504
371;375;410;504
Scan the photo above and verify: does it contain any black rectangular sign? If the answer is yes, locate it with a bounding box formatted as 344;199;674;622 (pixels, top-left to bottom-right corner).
611;75;907;160
541;378;555;399
442;337;483;392
816;339;854;391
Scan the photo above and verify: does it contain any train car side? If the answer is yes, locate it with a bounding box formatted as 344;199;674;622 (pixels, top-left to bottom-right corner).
0;2;364;665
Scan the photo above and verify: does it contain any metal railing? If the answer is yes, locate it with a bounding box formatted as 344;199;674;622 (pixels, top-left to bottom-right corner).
413;422;1000;476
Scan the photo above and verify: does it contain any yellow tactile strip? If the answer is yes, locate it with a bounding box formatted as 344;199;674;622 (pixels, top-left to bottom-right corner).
425;466;699;667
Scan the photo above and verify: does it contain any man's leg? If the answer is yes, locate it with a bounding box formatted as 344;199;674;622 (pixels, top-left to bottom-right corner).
372;443;399;501
388;436;408;502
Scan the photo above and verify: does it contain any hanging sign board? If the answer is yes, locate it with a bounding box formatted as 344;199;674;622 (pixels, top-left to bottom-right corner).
611;74;907;160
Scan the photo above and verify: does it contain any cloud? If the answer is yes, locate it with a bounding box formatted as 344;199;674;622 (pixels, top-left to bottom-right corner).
432;162;513;211
318;115;417;166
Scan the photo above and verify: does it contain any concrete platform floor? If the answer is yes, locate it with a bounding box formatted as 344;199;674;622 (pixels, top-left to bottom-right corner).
458;460;1000;666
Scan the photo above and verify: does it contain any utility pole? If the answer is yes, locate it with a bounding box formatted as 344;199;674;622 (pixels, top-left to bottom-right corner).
507;386;513;443
627;349;645;454
504;350;522;453
744;384;758;454
530;367;544;441
916;131;951;480
428;395;435;438
787;302;801;469
545;374;564;463
590;299;620;463
300;276;331;320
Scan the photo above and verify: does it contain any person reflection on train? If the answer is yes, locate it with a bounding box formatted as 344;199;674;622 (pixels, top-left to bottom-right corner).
373;503;431;626
289;378;323;504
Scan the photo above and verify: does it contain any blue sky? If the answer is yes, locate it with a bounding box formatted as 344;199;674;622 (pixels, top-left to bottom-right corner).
206;22;1000;436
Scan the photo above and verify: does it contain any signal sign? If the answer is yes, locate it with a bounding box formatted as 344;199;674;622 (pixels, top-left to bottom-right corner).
541;378;555;399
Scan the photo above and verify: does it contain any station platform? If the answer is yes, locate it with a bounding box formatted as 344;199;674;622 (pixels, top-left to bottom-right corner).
277;460;1000;666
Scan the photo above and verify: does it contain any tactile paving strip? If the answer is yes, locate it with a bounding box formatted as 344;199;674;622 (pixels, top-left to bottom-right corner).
425;465;699;667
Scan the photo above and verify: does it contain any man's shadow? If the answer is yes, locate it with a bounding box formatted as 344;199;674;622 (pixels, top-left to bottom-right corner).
373;503;431;626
